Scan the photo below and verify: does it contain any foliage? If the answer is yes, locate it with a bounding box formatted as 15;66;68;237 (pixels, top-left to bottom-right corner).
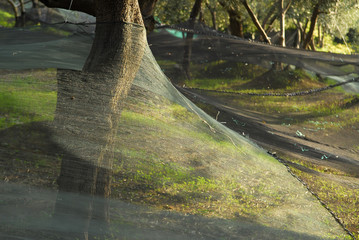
155;0;195;24
0;9;14;27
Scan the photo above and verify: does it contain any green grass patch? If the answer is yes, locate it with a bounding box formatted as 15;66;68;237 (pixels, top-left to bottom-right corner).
290;166;359;238
185;77;251;90
213;90;359;129
112;148;282;218
185;67;324;91
0;74;57;129
0;9;14;27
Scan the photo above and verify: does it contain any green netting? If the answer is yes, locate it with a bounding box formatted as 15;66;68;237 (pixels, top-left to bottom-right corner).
0;43;350;239
0;6;355;240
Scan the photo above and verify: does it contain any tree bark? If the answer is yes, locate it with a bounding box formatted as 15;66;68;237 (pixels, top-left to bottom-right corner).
278;0;291;47
293;28;301;48
7;0;25;27
218;0;244;38
317;23;324;48
52;0;146;239
262;3;276;29
227;7;244;38
241;0;271;44
205;2;217;30
138;0;158;32
302;3;320;49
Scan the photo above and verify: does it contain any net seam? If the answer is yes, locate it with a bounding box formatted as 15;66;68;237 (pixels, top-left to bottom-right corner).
268;152;356;240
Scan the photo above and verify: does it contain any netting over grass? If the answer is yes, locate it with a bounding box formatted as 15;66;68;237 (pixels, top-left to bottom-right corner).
0;5;356;240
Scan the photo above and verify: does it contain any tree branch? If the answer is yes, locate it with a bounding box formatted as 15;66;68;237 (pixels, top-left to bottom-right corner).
241;0;271;44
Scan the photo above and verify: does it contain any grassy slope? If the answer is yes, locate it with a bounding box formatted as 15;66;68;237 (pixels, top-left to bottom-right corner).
0;70;350;239
181;65;359;238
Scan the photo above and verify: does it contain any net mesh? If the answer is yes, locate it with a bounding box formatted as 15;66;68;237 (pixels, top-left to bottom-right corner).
0;5;356;240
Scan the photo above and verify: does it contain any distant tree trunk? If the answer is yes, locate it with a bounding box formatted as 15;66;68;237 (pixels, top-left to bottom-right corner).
228;8;244;38
309;38;316;51
138;0;158;33
205;2;217;30
294;18;309;48
182;0;202;80
199;8;205;23
278;0;291;47
262;3;276;29
31;0;39;7
264;14;277;36
241;0;271;44
52;0;146;239
218;0;244;38
293;28;301;48
7;0;25;27
302;3;320;49
317;23;324;48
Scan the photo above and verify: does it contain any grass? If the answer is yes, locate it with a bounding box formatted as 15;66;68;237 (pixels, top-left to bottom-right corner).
0;70;284;222
204;89;359;131
185;67;325;91
181;59;359;238
112;147;283;219
289;165;359;239
0;73;57;130
0;69;353;239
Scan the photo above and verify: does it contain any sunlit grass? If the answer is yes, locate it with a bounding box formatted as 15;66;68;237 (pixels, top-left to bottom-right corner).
0;75;57;129
184;77;251;90
0;70;353;238
112;148;283;219
290;166;359;239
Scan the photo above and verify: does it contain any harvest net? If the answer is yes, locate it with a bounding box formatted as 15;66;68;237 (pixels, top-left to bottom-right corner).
0;5;357;240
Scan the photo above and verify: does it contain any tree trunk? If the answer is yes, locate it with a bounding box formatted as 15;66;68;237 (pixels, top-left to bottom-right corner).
264;14;277;36
39;0;158;33
293;28;301;48
279;0;285;46
7;0;25;27
52;0;146;239
279;0;291;47
218;0;244;38
318;23;324;48
241;0;271;44
309;38;316;51
294;19;307;47
302;3;320;50
228;8;244;38
262;3;276;29
138;0;158;33
205;2;217;30
182;0;202;80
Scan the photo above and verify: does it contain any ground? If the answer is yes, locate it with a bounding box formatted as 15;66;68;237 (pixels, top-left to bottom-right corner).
178;86;359;237
0;68;357;239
